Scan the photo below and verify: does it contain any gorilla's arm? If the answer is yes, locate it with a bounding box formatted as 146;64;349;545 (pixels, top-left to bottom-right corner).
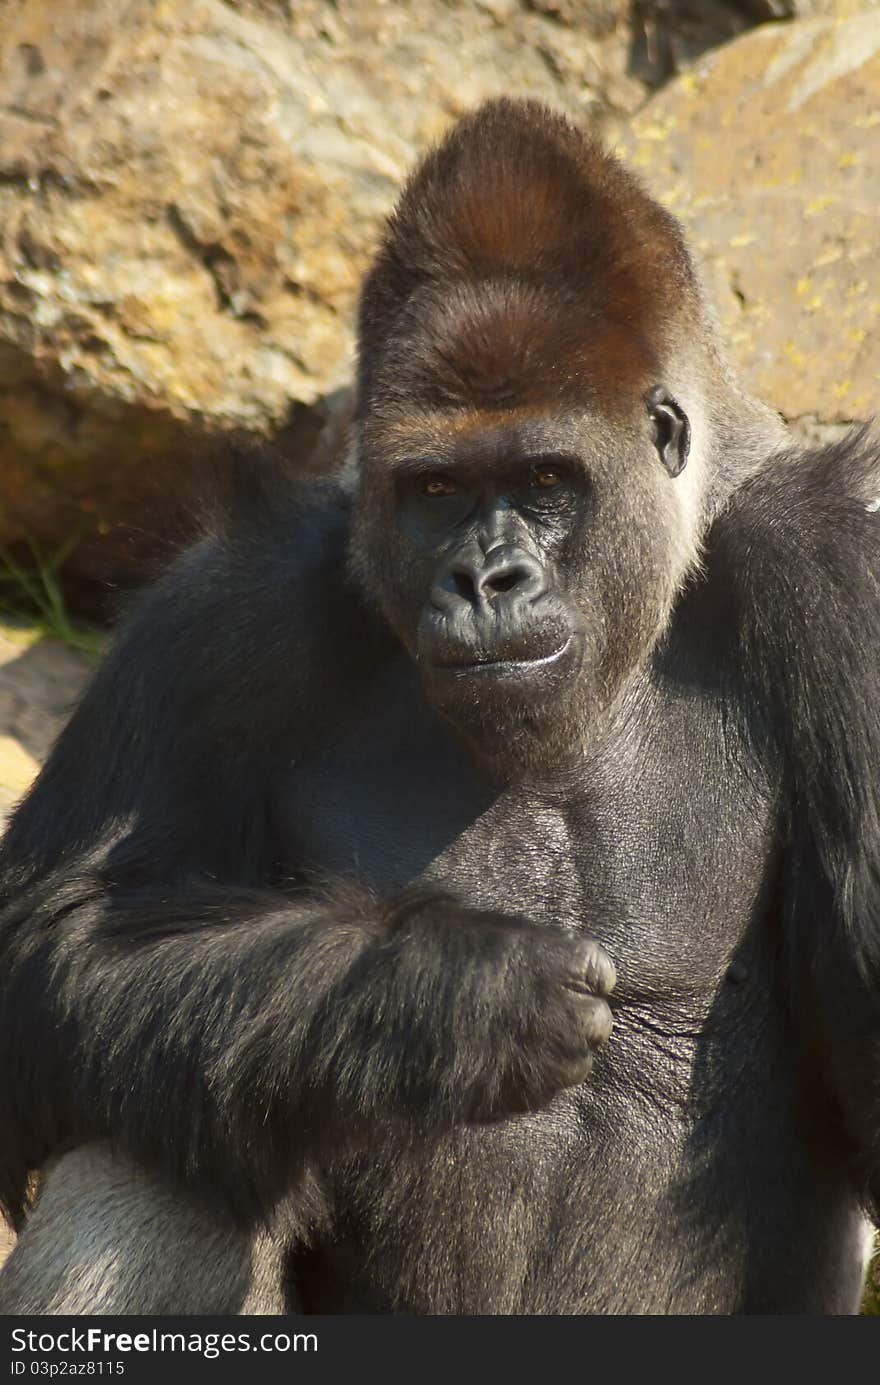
0;480;612;1230
1;863;609;1226
717;429;880;1215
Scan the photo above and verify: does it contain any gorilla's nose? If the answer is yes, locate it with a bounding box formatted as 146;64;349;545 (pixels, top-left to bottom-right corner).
431;547;547;612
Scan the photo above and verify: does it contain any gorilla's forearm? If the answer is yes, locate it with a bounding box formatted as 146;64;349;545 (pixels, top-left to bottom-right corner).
0;874;612;1225
1;874;372;1222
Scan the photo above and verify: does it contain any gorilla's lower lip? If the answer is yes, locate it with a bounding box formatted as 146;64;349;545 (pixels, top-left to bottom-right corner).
434;636;573;674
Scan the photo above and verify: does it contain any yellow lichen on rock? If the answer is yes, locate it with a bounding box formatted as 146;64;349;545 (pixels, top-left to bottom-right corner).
620;11;880;428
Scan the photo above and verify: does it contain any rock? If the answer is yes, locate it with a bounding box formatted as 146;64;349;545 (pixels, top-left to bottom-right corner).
0;735;39;796
619;10;880;431
0;624;93;825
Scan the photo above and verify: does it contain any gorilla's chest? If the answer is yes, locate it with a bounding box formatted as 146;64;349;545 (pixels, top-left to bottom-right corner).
276;678;775;1019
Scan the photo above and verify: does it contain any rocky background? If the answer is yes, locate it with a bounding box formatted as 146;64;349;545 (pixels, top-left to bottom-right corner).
0;0;877;1298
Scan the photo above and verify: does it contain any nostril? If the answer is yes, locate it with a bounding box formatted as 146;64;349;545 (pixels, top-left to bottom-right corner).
485;568;524;596
452;569;477;602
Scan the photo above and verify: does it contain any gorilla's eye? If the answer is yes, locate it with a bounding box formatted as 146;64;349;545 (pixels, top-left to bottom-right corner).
423;475;457;497
532;466;562;489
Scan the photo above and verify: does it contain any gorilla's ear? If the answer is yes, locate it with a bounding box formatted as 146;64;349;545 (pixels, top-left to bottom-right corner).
647;386;690;478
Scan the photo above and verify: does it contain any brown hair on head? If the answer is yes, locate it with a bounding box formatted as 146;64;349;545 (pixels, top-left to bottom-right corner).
357;98;696;419
366;275;661;419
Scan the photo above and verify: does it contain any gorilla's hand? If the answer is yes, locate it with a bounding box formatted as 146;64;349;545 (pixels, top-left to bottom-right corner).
315;892;616;1127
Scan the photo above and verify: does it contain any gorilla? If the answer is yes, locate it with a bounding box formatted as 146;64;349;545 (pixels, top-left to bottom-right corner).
1;98;879;1316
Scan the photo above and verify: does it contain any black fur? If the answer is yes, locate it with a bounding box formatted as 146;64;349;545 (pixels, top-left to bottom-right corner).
1;99;879;1313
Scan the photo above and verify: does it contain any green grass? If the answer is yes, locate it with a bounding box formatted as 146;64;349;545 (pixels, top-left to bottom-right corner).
0;535;105;657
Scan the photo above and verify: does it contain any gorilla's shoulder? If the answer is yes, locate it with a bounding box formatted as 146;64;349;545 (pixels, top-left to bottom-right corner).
705;425;880;714
707;427;880;932
139;473;353;632
198;451;356;606
709;425;880;611
95;460;388;745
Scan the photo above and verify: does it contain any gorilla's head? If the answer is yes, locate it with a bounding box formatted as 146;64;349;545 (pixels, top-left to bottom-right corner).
349;99;714;775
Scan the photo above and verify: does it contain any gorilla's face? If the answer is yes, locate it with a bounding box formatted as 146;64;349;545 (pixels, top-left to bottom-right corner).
352;395;697;776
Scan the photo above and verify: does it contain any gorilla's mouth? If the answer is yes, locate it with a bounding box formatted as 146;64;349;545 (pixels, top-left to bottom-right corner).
424;635;586;696
435;636;574;675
